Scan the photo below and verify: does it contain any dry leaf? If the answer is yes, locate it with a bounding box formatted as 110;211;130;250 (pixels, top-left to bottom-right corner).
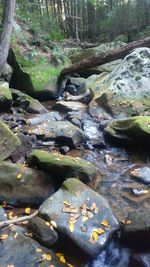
81;226;87;232
82;216;88;222
25;207;31;215
7;265;14;267
87;212;93;218
46;254;52;261
95;228;105;235
36;248;43;253
60;256;66;263
0;234;8;240
74;191;81;196
69;222;74;233
56;253;63;257
13;232;18;239
25;232;33;237
2;201;7;208
101;219;110;230
46;221;51;226
50;221;57;229
89;231;99;243
17;173;22;180
63;201;71;207
125;220;131;225
67;264;74;267
8;211;14;219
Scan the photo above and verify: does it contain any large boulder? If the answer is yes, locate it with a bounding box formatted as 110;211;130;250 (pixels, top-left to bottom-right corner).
27;150;100;184
11;89;48;114
26;120;88;146
104;116;150;148
0;161;55;207
128;253;150;267
39;178;119;256
0;121;21;160
89;48;150;118
0;226;67;267
0;81;12;111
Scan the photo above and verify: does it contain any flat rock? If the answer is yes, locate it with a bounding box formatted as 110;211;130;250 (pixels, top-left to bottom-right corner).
55;100;87;112
121;209;150;249
39;178;119;257
0;161;55;207
27;150;100;184
0;226;67;267
27;120;88;146
27;111;62;126
0;121;21;160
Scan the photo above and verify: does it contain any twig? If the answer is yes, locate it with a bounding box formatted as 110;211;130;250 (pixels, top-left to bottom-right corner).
0;210;38;229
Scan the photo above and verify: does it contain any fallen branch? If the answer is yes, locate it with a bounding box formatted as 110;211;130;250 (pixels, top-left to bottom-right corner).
0;210;38;229
60;37;150;76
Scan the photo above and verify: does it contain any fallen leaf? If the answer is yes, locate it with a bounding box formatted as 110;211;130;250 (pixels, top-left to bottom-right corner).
89;231;99;243
67;264;74;267
25;207;31;215
46;254;52;261
69;222;74;233
125;220;131;225
13;232;18;239
82;216;88;222
46;221;51;226
17;173;22;180
56;253;63;257
50;221;57;229
81;226;87;232
36;248;43;253
7;265;14;267
60;255;66;263
25;232;33;237
95;228;105;235
87;211;93;218
8;211;14;219
101;219;109;228
0;234;8;240
2;201;7;208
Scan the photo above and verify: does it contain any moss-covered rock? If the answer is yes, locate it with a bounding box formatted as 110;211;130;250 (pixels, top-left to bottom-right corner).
0;121;21;160
8;46;70;100
0;161;55;207
105;116;150;148
89;48;150;118
11;89;48;114
39;178;119;256
0;81;12;111
27;150;100;184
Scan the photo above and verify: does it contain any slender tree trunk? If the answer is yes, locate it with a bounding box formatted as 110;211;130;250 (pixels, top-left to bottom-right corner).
0;0;16;75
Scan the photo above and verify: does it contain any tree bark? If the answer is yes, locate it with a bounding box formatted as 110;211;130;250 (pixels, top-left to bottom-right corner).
60;37;150;77
0;0;16;75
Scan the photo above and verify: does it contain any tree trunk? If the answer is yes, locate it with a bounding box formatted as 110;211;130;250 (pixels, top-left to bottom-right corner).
60;37;150;77
0;0;16;75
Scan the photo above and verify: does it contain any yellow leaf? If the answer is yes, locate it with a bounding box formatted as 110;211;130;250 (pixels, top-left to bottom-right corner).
13;233;18;239
126;220;131;225
46;254;52;261
56;253;63;258
25;207;31;215
60;256;66;263
0;234;8;240
2;201;7;208
82;216;88;222
101;219;109;228
7;265;14;267
89;231;99;243
8;211;14;219
50;221;57;229
95;228;105;235
69;222;74;233
45;221;51;226
67;264;74;267
17;173;22;179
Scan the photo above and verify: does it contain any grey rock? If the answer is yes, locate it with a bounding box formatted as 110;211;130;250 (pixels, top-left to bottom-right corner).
0;81;12;111
129;253;150;267
130;166;150;184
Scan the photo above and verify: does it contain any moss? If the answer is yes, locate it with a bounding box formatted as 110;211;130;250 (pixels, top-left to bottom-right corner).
135;75;142;81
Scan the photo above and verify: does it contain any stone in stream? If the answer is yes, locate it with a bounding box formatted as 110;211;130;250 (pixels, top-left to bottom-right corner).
27;120;88;146
130;166;150;184
89;48;150;118
27;150;100;185
27;111;62;126
11;89;49;114
39;178;119;257
120;209;150;249
0;226;67;267
55;100;87;112
27;216;58;247
0;121;21;160
0;161;55;207
104;116;150;148
0;81;12;111
128;253;150;267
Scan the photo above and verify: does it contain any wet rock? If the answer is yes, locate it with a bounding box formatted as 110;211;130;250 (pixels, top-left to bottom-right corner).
89;48;150;117
0;161;55;207
27;150;100;184
0;121;21;160
27;111;62;126
27;216;58;247
121;209;150;249
0;81;12;111
129;253;150;267
28;120;88;146
130;166;150;184
65;84;77;95
39;178;119;257
55;100;87;112
0;208;6;222
1;63;13;82
68;77;87;95
105;116;150;148
0;226;67;267
11;89;48;114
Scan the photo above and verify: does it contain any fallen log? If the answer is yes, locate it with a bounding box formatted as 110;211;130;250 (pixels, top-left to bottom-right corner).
60;37;150;77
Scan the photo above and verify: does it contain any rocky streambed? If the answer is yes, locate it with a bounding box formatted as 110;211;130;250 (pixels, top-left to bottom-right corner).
0;47;150;267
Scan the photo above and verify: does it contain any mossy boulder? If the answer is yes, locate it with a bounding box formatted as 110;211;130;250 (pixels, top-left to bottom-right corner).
105;116;150;148
89;48;150;118
0;161;55;207
11;89;48;114
27;150;100;184
39;178;119;256
0;121;21;160
0;81;12;111
8;47;70;100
